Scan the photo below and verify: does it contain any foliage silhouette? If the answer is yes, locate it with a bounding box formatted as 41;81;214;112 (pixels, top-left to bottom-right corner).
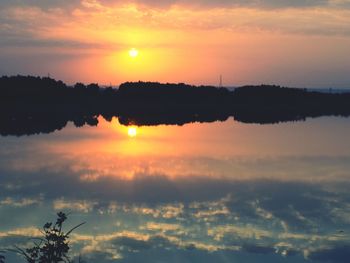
12;212;85;263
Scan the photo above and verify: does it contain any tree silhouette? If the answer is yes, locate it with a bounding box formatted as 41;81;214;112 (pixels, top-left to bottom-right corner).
12;212;85;263
1;75;350;135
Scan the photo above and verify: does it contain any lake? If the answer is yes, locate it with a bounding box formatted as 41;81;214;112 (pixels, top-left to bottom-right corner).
1;116;350;263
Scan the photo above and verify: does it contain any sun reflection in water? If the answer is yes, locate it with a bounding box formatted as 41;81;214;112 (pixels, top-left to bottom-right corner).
127;126;137;138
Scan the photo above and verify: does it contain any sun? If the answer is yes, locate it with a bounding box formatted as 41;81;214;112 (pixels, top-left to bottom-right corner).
128;48;139;58
127;127;137;137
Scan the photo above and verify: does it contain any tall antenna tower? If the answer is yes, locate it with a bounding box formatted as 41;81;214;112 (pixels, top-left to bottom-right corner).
219;74;223;87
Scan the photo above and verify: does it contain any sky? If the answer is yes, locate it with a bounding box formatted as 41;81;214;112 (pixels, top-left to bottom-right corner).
1;0;350;87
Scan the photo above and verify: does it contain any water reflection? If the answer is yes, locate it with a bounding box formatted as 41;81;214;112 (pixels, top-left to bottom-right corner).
0;117;350;262
127;127;137;138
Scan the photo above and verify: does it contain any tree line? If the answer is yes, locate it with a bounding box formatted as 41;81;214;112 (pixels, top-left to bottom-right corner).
1;75;350;136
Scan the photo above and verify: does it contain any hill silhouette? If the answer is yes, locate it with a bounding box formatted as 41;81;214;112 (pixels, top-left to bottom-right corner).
1;75;350;136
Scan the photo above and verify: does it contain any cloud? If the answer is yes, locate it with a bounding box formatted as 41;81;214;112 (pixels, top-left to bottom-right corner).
0;0;81;10
0;197;42;207
121;0;338;9
143;222;183;234
117;204;185;225
1;137;350;263
1;189;350;263
53;198;98;212
0;227;41;238
0;227;42;254
2;0;350;43
112;236;152;251
1;152;350;230
208;225;272;241
1;0;347;10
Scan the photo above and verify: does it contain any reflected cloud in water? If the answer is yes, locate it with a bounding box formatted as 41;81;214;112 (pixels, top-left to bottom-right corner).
0;118;350;262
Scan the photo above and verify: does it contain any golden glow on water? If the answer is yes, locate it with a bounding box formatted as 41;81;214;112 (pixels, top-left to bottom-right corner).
38;116;350;182
128;48;139;58
127;127;137;137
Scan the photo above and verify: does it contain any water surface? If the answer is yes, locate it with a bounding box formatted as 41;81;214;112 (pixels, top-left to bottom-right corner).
1;117;350;263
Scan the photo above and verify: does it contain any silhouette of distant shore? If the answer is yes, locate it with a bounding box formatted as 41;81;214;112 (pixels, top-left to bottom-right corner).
1;75;350;136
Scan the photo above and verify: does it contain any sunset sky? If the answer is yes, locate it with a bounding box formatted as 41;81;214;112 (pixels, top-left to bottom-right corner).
1;0;350;87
